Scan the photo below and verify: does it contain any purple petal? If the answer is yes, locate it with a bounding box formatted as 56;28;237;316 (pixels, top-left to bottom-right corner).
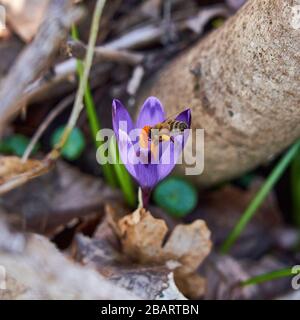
134;164;160;189
136;96;165;128
112;99;134;140
157;135;187;182
117;130;138;180
175;108;191;128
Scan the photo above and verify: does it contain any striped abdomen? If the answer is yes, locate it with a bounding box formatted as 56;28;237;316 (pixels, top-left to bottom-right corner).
165;120;188;132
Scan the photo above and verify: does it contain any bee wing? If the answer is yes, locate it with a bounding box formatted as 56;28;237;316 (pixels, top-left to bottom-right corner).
163;108;188;123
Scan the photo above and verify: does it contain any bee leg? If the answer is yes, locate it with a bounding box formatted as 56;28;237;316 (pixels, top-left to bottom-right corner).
161;134;171;142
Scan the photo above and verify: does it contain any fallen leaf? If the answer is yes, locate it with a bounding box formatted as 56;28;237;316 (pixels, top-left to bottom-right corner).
0;219;138;299
277;290;300;300
0;156;42;183
163;220;212;276
0;161;121;234
186;181;282;259
73;212;186;300
175;273;206;299
116;207;212;298
202;254;258;300
0;0;50;42
241;256;292;299
0;216;26;253
0;155;51;195
118;208;168;264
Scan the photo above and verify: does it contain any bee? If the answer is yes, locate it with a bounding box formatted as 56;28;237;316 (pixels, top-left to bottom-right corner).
139;111;189;158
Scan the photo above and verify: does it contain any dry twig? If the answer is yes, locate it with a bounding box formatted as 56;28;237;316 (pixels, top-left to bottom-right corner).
22;94;75;162
66;39;144;66
0;0;83;132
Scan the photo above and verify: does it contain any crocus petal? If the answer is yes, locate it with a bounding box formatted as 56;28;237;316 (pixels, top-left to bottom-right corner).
156;136;185;183
136;96;165;128
175;108;192;128
117;129;138;180
134;163;160;189
112;99;134;140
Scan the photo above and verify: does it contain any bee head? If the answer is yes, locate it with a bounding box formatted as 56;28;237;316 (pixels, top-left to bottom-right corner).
179;122;188;131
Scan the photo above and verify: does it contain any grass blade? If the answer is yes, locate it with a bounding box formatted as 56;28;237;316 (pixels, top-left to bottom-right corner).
241;267;299;286
109;137;136;207
291;150;300;227
71;25;117;187
71;25;136;206
221;140;300;254
51;0;106;162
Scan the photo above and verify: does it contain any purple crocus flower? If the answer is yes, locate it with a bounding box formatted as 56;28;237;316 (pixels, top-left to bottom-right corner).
112;96;191;207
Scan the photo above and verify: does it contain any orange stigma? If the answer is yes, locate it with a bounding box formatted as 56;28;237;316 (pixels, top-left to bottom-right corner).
139;125;151;148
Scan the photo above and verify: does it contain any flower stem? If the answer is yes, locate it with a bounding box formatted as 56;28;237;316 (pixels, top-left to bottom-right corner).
141;188;152;208
138;187;143;208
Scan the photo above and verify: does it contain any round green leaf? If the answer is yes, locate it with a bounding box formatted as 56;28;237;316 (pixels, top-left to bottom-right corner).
0;134;39;157
51;126;85;161
153;177;198;218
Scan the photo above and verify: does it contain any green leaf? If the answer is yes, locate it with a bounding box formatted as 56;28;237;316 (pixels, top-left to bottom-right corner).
221;140;300;254
0;134;39;157
71;24;118;188
51;126;85;161
291;150;300;227
241;267;299;287
153;177;198;218
108;137;137;207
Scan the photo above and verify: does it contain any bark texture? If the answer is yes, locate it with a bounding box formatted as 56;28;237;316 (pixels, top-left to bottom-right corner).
139;0;300;185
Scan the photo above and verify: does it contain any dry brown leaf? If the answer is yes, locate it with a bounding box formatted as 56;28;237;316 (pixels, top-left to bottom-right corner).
117;208;212;271
73;213;186;300
0;0;50;42
163;221;212;276
0;161;121;234
241;256;292;299
175;273;206;299
0;274;28;300
0;219;138;300
0;156;51;195
117;208;212;298
118;208;168;264
187;181;282;258
202;254;258;300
